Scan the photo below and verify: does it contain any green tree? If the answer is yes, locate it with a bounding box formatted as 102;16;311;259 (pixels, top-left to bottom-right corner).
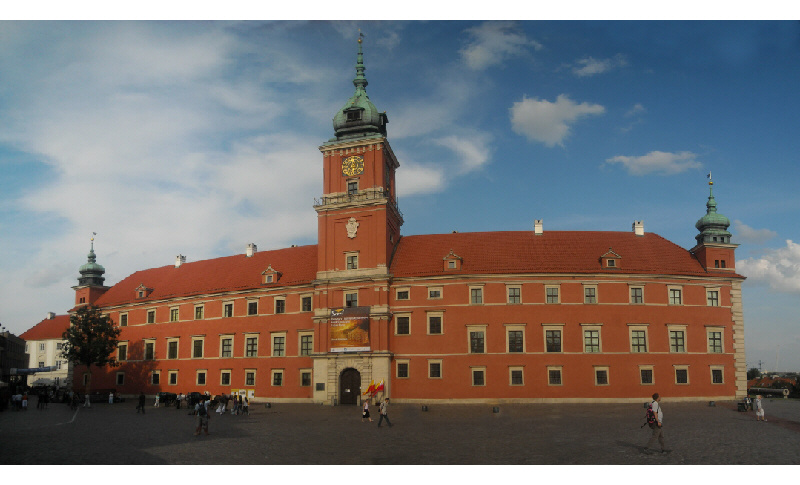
61;305;120;404
747;367;761;380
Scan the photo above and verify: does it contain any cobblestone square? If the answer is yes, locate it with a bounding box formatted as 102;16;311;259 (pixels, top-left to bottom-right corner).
1;398;798;465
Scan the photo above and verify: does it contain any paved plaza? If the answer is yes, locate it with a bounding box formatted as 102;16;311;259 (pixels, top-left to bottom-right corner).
1;397;799;464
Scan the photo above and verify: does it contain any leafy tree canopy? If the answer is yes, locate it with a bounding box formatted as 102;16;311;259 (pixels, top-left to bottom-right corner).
747;367;761;380
61;305;120;371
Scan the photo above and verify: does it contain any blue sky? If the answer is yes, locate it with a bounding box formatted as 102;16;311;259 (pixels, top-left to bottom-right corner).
1;19;799;372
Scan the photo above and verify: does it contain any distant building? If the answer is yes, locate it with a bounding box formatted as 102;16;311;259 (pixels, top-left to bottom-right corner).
19;313;72;388
59;37;746;404
0;327;29;392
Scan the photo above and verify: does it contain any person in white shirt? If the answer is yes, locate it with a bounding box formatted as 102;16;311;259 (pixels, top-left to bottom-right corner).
643;392;668;454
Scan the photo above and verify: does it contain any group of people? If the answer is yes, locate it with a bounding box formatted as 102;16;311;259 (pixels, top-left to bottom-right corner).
214;393;249;415
10;392;29;411
361;397;392;427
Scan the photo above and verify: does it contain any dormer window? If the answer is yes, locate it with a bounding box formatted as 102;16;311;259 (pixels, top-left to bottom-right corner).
262;265;281;285
346;109;363;122
600;248;621;269
443;250;463;271
135;284;153;299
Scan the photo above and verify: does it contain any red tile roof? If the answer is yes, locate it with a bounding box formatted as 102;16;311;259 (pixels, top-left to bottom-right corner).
90;231;742;308
20;314;70;341
391;231;743;279
95;244;318;307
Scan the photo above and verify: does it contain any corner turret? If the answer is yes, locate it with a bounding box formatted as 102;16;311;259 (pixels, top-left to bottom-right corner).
690;175;738;271
72;233;110;306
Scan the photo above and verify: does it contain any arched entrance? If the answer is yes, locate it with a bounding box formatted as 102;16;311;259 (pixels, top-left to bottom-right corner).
339;368;361;405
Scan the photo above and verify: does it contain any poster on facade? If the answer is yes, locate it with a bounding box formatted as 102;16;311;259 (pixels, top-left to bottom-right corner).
330;306;370;352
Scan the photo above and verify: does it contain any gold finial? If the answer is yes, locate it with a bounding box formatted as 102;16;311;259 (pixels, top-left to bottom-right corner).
707;172;713;185
358;30;364;43
91;231;96;242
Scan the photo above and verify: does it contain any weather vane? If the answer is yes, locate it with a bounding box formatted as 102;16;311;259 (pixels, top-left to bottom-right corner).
707;172;713;185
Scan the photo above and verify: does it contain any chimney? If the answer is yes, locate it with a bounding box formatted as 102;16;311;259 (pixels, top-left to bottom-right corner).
534;219;543;236
633;221;644;236
175;255;186;268
47;312;55;320
246;243;257;257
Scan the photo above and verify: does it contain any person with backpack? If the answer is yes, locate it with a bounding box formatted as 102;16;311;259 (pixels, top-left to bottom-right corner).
643;392;668;454
195;397;210;436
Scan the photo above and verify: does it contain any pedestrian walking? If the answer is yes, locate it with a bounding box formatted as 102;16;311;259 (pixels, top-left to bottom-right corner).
22;393;28;411
109;392;114;404
243;396;249;415
755;395;767;421
195;398;210;436
377;398;392;427
362;399;373;422
176;392;183;410
643;392;668;454
136;391;146;414
154;394;160;407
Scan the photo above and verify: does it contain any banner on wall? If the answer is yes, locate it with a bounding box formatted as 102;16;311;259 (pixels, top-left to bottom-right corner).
329;306;371;352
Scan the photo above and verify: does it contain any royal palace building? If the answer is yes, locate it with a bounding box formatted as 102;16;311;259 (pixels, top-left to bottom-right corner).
64;38;746;404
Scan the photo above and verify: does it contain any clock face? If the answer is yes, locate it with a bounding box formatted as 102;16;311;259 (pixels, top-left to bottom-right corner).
341;155;365;177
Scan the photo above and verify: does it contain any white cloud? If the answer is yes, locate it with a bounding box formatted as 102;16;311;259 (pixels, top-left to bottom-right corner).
435;133;493;174
625;103;646;117
460;21;542;71
396;161;446;197
604;150;702;175
733;220;777;245
509;94;605;147
572;54;628;77
737;240;800;293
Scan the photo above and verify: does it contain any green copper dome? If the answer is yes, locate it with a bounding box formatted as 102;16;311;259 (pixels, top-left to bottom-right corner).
695;182;732;245
328;35;388;142
78;238;106;286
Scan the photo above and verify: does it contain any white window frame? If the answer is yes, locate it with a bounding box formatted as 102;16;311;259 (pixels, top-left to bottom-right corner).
668;325;687;353
396;359;410;379
244;333;259;358
191;336;205;359
168;370;178;386
345;251;359;270
194;305;204;320
509;366;524;386
710;366;725;385
629;324;649;353
427;287;443;300
668;286;683;306
506;285;521;304
706;288;720;307
299;331;314;356
143;339;156;361
119;312;128;327
394;313;411;336
545;285;560;304
300;369;312;387
593;366;610;386
301;294;313;312
543;324;564;353
247;299;259;316
274;296;286;314
629;285;644;304
344;291;358;308
395;287;411;301
117;341;128;361
219;334;234;358
246;369;257;387
223;301;234;318
583;284;598;304
581;324;602;353
467;324;487;354
547;366;563;386
151;370;161;385
169;306;180;322
706;327;724;353
115;372;125;386
505;324;526;353
220;369;232;386
428;359;443;379
196;369;207;386
469;285;484;305
427;311;444;335
639;365;655;385
674;365;690;385
147;309;156;324
271;332;286;357
471;366;487;387
166;338;179;360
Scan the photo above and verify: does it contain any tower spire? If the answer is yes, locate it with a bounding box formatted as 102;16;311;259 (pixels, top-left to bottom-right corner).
78;232;106;287
354;31;368;94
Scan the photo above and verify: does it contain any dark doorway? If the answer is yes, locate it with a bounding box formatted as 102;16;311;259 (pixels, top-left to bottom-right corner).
339;368;361;405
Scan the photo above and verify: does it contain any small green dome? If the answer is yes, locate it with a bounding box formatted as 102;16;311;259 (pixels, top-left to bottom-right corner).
695;184;732;245
78;240;106;286
328;36;387;142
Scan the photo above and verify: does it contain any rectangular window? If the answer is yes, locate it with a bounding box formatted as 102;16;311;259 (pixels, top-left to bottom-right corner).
469;330;485;354
246;371;256;386
194;306;204;320
300;335;313;356
38;361;45;368
675;368;689;384
584;287;597;304
546;286;559;304
510;368;524;386
428;361;442;379
151;371;160;385
39;343;45;351
170;308;179;322
508;330;524;353
147;310;155;324
707;290;720;307
548;368;562;386
507;287;521;304
248;301;258;315
272;335;285;357
118;344;128;361
584;329;600;353
144;341;155;361
302;296;312;312
595;369;609;386
545;329;562;353
428;287;442;299
246;337;258;357
301;371;312;387
345;292;358;308
472;368;485;386
120;314;128;327
221;371;231;386
396;289;410;300
397;361;409;378
193;339;204;358
116;373;125;386
630;287;643;304
640;368;654;385
708;331;723;353
346;254;358;270
347;180;358;195
470;287;483;304
395;316;410;335
221;338;232;358
197;371;206;386
167;341;178;359
169;371;178;386
669;288;682;305
223;303;233;318
631;329;648;353
669;330;686;353
428;315;442;335
711;368;724;384
275;298;285;314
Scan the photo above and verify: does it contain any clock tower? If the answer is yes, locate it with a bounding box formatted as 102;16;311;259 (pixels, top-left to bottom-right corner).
315;35;403;283
312;35;402;403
